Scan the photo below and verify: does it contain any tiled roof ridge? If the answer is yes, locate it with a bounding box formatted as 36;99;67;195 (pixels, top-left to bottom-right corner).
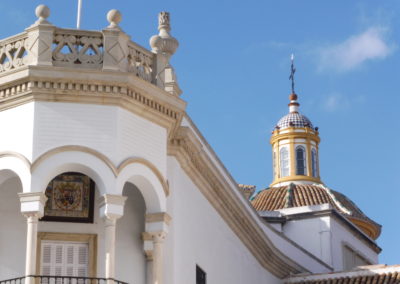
285;264;400;283
315;183;352;215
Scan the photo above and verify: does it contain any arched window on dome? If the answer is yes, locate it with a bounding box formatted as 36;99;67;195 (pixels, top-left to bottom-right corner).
311;148;318;177
296;146;307;175
280;147;289;177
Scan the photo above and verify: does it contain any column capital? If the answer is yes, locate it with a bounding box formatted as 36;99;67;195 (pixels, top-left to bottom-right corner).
19;192;47;218
99;194;127;220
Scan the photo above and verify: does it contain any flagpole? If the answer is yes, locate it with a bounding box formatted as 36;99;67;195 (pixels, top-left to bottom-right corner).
77;0;82;29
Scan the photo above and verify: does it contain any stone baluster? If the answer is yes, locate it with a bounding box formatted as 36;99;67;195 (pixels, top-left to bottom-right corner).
150;12;182;96
99;194;127;282
102;10;130;72
19;192;48;284
25;5;55;67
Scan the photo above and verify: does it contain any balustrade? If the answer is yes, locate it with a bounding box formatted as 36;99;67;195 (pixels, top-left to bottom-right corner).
0;276;128;284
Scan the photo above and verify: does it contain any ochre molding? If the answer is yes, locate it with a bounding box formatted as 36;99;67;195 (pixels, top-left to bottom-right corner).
167;126;326;278
31;145;170;196
0;73;186;139
32;145;118;176
0;151;31;168
145;212;171;225
118;157;170;196
36;232;97;277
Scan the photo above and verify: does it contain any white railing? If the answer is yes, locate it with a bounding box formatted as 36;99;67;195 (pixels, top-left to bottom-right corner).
0;32;29;73
127;41;153;83
0;27;155;84
52;29;104;68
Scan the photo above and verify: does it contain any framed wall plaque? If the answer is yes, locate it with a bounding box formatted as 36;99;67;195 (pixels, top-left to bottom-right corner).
41;172;95;223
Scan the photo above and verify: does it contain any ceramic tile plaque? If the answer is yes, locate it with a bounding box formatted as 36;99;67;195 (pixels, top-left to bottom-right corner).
41;173;94;223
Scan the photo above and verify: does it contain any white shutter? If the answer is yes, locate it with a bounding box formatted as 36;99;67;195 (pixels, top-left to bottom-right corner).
41;241;89;277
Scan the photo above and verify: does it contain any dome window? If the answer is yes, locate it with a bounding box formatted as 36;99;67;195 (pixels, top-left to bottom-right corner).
312;148;318;177
296;146;307;175
280;147;289;177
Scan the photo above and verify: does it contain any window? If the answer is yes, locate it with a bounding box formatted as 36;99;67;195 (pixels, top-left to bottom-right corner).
37;232;97;277
296;146;306;175
41;241;89;277
196;265;206;284
279;147;289;177
311;148;318;177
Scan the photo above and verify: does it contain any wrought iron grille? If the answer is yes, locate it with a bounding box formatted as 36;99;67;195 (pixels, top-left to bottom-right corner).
0;276;128;284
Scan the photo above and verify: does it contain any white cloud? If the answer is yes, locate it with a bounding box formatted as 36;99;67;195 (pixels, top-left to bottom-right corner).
317;27;395;72
323;93;350;112
321;93;366;112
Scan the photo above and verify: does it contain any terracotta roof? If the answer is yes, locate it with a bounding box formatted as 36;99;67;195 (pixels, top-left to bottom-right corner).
251;184;381;239
285;265;400;284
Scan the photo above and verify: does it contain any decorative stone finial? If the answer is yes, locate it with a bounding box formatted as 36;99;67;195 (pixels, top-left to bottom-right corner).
158;12;170;32
150;11;178;57
107;9;122;29
34;4;50;24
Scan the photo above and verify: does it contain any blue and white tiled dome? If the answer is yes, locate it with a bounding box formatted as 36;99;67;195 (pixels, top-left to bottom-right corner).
276;112;313;129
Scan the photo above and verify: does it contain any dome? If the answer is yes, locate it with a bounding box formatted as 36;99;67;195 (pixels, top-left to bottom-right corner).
251;184;381;240
276;112;314;129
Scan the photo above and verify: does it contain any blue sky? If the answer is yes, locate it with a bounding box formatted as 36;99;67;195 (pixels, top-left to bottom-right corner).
2;0;399;265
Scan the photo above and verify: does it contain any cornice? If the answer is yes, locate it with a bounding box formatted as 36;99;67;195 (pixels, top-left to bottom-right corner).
0;66;186;139
168;125;326;278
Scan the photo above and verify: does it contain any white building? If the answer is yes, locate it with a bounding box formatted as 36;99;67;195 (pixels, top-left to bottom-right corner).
0;5;398;284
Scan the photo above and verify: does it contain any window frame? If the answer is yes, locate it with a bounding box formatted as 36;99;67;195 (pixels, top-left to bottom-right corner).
36;232;97;277
295;145;307;175
279;147;290;177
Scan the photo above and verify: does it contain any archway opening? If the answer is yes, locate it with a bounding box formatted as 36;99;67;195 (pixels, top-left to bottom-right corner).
115;182;147;283
0;170;25;279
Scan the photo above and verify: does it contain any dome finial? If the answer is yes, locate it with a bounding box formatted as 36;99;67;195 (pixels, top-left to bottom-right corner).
289;53;296;95
288;54;299;113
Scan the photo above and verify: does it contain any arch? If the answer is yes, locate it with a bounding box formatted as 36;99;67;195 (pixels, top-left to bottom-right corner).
117;157;169;196
279;147;289;177
295;146;306;175
32;145;118;176
0;152;31;191
31;150;115;196
116;162;167;213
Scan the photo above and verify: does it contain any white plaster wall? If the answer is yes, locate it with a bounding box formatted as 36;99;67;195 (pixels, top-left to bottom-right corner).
0;103;34;159
330;217;379;270
166;157;281;284
116;108;167;175
281;215;379;271
32;102;167;176
33;102;117;162
0;177;26;279
282;217;332;266
115;183;146;283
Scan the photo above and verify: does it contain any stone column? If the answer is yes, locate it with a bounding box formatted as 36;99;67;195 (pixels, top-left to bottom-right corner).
144;212;171;284
19;192;47;284
151;232;167;284
99;194;127;282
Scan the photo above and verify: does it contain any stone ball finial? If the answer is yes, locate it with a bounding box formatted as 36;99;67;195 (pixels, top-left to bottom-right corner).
107;9;122;28
35;4;50;21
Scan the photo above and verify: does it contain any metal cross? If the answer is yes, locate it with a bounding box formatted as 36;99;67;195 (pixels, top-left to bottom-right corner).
289;54;296;94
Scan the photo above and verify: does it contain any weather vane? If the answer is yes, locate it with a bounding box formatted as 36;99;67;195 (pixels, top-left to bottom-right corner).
289;54;296;94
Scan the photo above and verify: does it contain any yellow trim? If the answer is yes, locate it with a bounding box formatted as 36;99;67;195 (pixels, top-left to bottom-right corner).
271;126;321;186
306;139;312;177
348;217;380;240
270;175;322;187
